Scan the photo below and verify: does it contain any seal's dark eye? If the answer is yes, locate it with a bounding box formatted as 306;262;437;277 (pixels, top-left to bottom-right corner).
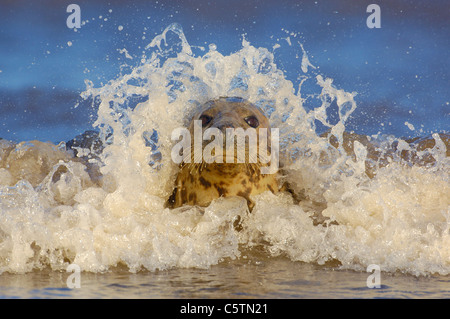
199;114;212;127
244;115;259;128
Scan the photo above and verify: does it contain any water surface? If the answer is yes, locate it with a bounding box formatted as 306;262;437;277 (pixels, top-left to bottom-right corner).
1;257;449;299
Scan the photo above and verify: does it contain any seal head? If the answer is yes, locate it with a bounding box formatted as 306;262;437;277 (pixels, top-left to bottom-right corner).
167;97;279;210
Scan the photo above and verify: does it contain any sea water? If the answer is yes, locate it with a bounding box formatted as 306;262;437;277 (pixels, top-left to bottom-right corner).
0;23;449;298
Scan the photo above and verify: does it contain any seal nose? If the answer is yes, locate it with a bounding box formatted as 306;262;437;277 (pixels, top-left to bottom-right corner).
216;122;235;131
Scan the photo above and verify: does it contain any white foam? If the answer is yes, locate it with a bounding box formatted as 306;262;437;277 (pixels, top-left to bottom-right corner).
0;24;448;276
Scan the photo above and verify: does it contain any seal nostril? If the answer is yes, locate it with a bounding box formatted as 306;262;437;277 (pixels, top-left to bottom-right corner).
218;123;235;130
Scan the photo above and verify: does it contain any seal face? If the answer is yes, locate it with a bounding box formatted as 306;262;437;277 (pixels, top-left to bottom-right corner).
167;97;279;210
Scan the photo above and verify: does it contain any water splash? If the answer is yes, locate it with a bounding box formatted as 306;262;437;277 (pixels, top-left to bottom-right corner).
0;24;448;276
